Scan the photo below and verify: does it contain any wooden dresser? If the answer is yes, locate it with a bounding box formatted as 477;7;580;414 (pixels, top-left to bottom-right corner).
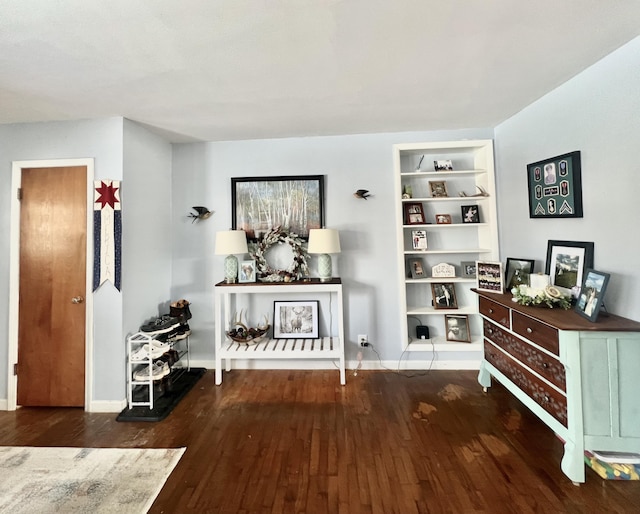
474;289;640;483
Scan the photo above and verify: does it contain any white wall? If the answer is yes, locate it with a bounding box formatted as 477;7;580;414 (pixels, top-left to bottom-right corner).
171;128;494;366
495;36;640;320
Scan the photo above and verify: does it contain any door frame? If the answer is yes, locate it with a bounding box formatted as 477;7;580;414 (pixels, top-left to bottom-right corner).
8;158;95;411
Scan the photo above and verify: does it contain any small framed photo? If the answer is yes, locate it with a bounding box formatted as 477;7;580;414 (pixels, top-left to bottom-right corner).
504;258;535;290
404;202;426;225
445;314;471;342
461;205;480;223
476;261;504;292
434;159;453;171
429;181;448;198
431;283;458;309
461;261;477;279
411;230;428;250
545;240;594;297
238;259;256;283
435;214;452;224
273;300;319;339
575;269;610;322
408;258;425;279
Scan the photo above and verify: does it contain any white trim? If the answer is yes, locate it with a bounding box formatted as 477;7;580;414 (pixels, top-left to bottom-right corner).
8;159;95;411
191;359;481;372
89;399;127;413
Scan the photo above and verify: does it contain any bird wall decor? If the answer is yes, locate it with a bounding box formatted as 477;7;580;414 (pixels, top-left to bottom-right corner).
188;206;214;223
353;189;371;200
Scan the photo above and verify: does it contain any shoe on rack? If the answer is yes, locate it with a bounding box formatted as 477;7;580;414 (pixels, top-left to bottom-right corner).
133;361;170;381
130;340;170;361
170;299;192;322
140;314;181;334
155;328;179;344
177;323;191;337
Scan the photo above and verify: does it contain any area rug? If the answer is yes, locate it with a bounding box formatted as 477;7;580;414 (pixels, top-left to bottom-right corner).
0;446;185;513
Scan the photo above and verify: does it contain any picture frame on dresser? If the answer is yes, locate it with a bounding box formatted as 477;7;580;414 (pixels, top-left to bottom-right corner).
445;314;470;342
476;261;504;292
575;269;610;322
273;300;319;339
404;202;426;225
505;258;535;290
545;240;594;297
431;283;458;309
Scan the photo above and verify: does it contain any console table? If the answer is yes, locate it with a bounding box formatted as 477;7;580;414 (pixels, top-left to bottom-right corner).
214;279;345;385
474;289;640;483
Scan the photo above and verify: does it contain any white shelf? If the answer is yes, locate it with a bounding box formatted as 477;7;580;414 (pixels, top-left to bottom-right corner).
220;337;341;360
394;139;499;362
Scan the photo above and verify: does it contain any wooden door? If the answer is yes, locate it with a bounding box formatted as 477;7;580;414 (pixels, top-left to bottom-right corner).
17;166;87;407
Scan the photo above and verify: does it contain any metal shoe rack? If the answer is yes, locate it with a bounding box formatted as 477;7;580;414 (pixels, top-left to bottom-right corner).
126;331;190;410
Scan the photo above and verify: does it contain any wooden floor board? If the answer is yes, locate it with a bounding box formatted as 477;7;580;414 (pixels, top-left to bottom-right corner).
1;369;639;513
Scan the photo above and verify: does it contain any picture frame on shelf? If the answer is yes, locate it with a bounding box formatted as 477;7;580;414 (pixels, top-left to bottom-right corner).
527;151;583;219
476;261;504;292
429;181;448;198
461;205;480;223
436;214;452;224
461;261;477;278
238;259;256;283
408;258;425;279
431;283;458;309
545;240;594;297
445;314;471;342
404;202;426;225
273;300;319;339
231;175;324;241
575;269;610;322
504;258;535;290
411;230;428;250
434;159;453;171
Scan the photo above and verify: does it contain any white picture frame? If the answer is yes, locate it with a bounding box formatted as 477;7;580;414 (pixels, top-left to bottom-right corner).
273;300;319;339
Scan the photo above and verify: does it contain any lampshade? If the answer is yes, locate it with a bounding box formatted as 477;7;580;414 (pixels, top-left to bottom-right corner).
307;228;341;254
215;230;248;255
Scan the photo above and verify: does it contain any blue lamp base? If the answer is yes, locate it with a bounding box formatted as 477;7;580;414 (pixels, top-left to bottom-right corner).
224;254;238;283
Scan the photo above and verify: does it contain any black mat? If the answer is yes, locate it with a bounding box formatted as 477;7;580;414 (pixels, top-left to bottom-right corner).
116;367;206;422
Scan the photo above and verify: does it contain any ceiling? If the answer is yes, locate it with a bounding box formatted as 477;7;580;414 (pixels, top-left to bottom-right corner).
1;1;640;143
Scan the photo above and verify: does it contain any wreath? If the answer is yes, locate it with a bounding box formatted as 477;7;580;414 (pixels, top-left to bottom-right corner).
251;226;309;282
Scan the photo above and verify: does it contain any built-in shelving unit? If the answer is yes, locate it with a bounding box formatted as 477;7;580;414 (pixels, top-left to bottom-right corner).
393;139;499;356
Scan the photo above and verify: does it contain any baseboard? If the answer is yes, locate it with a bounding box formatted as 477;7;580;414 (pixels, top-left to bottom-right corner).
88;399;127;413
0;399;7;411
200;358;480;371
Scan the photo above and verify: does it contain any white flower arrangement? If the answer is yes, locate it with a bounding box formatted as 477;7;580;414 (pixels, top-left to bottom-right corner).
511;284;571;309
252;226;309;282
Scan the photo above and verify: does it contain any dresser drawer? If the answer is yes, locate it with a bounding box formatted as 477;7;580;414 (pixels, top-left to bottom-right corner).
484;341;567;426
479;296;510;328
512;311;559;356
483;319;566;391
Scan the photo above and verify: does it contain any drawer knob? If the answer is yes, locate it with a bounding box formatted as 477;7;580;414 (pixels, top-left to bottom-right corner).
542;362;549;369
544;395;550;403
489;308;494;314
488;328;494;334
526;327;533;334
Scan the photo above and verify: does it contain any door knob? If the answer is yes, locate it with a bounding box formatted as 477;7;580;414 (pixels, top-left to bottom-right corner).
71;296;84;304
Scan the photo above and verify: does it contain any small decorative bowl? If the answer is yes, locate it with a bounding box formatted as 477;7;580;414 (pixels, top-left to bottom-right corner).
225;325;270;345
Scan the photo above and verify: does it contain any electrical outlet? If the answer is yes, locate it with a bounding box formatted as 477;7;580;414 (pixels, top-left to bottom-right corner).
358;334;369;347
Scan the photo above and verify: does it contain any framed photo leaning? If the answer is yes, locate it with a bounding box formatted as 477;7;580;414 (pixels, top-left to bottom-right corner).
408;258;426;279
461;205;480;223
404;202;426;225
545;240;594;296
436;214;452;224
431;283;458;309
476;261;504;292
505;258;535;290
411;230;428;250
445;314;471;342
238;259;256;283
575;269;610;322
231;175;324;241
527;151;583;218
273;300;319;339
429;181;448;198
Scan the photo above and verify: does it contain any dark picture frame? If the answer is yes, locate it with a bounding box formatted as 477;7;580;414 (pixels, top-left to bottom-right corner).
231;175;324;241
273;300;319;339
445;314;471;342
434;159;453;171
545;240;594;296
527;151;583;218
505;258;535;290
476;261;504;292
461;205;480;223
408;258;425;279
431;283;458;309
429;181;448;198
575;269;610;322
404;202;426;224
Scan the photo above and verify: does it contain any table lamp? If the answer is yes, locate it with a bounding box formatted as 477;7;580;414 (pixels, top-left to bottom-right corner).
215;230;248;283
308;228;341;282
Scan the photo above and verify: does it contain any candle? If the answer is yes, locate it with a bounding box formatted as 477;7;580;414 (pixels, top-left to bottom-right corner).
530;273;550;290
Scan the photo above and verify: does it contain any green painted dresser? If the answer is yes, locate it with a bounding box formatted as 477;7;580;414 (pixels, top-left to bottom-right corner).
474;289;640;483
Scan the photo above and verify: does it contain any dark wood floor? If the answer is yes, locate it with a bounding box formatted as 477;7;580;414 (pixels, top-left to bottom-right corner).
1;370;639;513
